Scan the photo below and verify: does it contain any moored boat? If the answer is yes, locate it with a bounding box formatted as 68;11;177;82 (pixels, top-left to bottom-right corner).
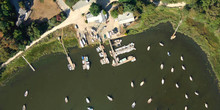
185;93;189;99
180;55;184;61
161;78;165;85
140;80;145;86
147;46;150;51
182;65;186;70
160;63;164;70
86;97;90;103
147;97;152;104
131;101;136;108
175;83;179;88
107;95;113;101
171;67;174;73
159;42;164;46
131;81;134;88
22;104;26;110
194;91;199;96
65;97;69;103
87;106;94;110
185;106;188;110
205;102;208;108
167;51;171;56
24;90;28;97
189;75;193;81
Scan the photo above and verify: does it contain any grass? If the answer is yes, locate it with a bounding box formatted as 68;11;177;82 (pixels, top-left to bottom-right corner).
126;5;220;86
0;25;78;86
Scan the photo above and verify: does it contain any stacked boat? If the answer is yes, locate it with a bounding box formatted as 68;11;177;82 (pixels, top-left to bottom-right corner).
82;56;90;70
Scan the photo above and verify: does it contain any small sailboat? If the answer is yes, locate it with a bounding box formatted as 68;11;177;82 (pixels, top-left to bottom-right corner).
22;104;26;110
205;102;208;108
167;51;171;56
171;67;174;73
194;91;199;96
131;81;134;88
182;65;186;70
131;101;136;108
159;42;164;46
24;90;28;97
180;55;184;61
160;63;164;70
189;75;193;81
185;93;189;99
107;95;113;101
147;46;151;51
161;78;165;85
147;97;152;104
87;106;94;110
184;106;188;110
65;97;69;103
140;80;145;86
86;97;90;103
175;83;179;88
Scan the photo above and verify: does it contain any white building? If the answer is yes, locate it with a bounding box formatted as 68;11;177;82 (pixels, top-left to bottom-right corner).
86;10;107;23
116;12;135;25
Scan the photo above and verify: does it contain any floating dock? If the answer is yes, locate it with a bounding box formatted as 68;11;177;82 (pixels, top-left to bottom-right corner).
114;43;136;56
112;56;136;67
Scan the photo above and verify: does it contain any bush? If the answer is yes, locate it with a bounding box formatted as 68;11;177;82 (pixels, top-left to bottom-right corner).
117;5;124;14
111;9;119;18
89;3;102;16
103;10;107;15
123;3;135;12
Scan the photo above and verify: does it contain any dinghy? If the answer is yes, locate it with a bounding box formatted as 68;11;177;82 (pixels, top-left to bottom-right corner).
161;78;165;85
24;90;28;97
86;97;90;103
107;95;113;101
171;67;174;73
131;81;134;88
147;97;152;104
147;46;151;51
160;63;164;70
140;80;145;86
182;65;186;70
131;102;136;108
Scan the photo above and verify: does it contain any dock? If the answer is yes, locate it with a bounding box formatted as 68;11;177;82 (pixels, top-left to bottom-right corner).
112;56;136;67
22;56;35;71
108;39;118;66
170;19;182;40
114;43;136;56
99;42;110;65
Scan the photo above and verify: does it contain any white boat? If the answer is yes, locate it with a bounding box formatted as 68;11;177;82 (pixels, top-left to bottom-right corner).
131;101;136;108
147;46;150;51
205;103;208;108
86;97;90;103
147;97;152;104
167;51;171;56
107;95;113;101
140;80;145;86
65;97;69;103
24;90;28;97
160;63;164;70
189;75;193;81
161;78;165;85
180;55;184;61
96;47;101;52
22;105;26;110
175;83;179;88
185;106;188;110
171;67;174;73
185;94;188;99
194;91;199;96
159;42;164;46
131;81;134;88
182;65;186;70
68;64;74;71
87;106;94;110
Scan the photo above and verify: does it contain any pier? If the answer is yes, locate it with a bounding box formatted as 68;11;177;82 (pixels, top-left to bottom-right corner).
108;39;118;66
170;19;182;40
99;42;110;65
22;56;35;71
112;56;136;67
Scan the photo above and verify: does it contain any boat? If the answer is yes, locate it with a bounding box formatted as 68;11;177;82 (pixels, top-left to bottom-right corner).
147;46;150;51
185;94;189;99
159;42;164;46
140;80;145;86
182;65;186;70
24;90;28;97
96;46;101;52
205;103;208;108
175;83;179;88
171;67;174;73
68;64;74;71
87;106;94;110
189;75;193;81
131;101;136;108
107;95;113;101
131;81;134;88
86;97;90;103
180;55;184;61
65;97;69;103
161;78;165;85
185;106;188;110
82;56;90;70
160;63;164;70
147;97;152;104
22;104;26;110
167;51;171;56
194;91;199;96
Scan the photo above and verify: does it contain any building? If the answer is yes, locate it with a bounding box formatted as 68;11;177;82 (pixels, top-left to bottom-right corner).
86;10;107;23
116;12;135;25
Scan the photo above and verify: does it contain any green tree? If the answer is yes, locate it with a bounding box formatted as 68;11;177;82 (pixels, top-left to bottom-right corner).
110;9;119;18
119;0;132;3
89;3;102;16
117;5;124;14
13;29;22;41
123;3;135;12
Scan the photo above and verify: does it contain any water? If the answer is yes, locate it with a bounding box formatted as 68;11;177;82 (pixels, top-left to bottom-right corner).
0;23;219;110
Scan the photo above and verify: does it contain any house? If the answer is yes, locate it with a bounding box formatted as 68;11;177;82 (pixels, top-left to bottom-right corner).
116;12;135;25
86;10;107;23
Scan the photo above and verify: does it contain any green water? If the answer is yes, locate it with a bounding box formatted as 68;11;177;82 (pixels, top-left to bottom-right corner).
0;23;219;110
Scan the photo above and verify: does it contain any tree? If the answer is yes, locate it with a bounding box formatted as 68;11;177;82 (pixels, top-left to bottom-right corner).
110;9;119;18
117;5;124;14
123;3;135;12
119;0;132;3
89;3;102;16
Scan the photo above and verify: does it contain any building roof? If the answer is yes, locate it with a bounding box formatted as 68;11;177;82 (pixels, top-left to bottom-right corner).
86;10;107;23
117;12;135;24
